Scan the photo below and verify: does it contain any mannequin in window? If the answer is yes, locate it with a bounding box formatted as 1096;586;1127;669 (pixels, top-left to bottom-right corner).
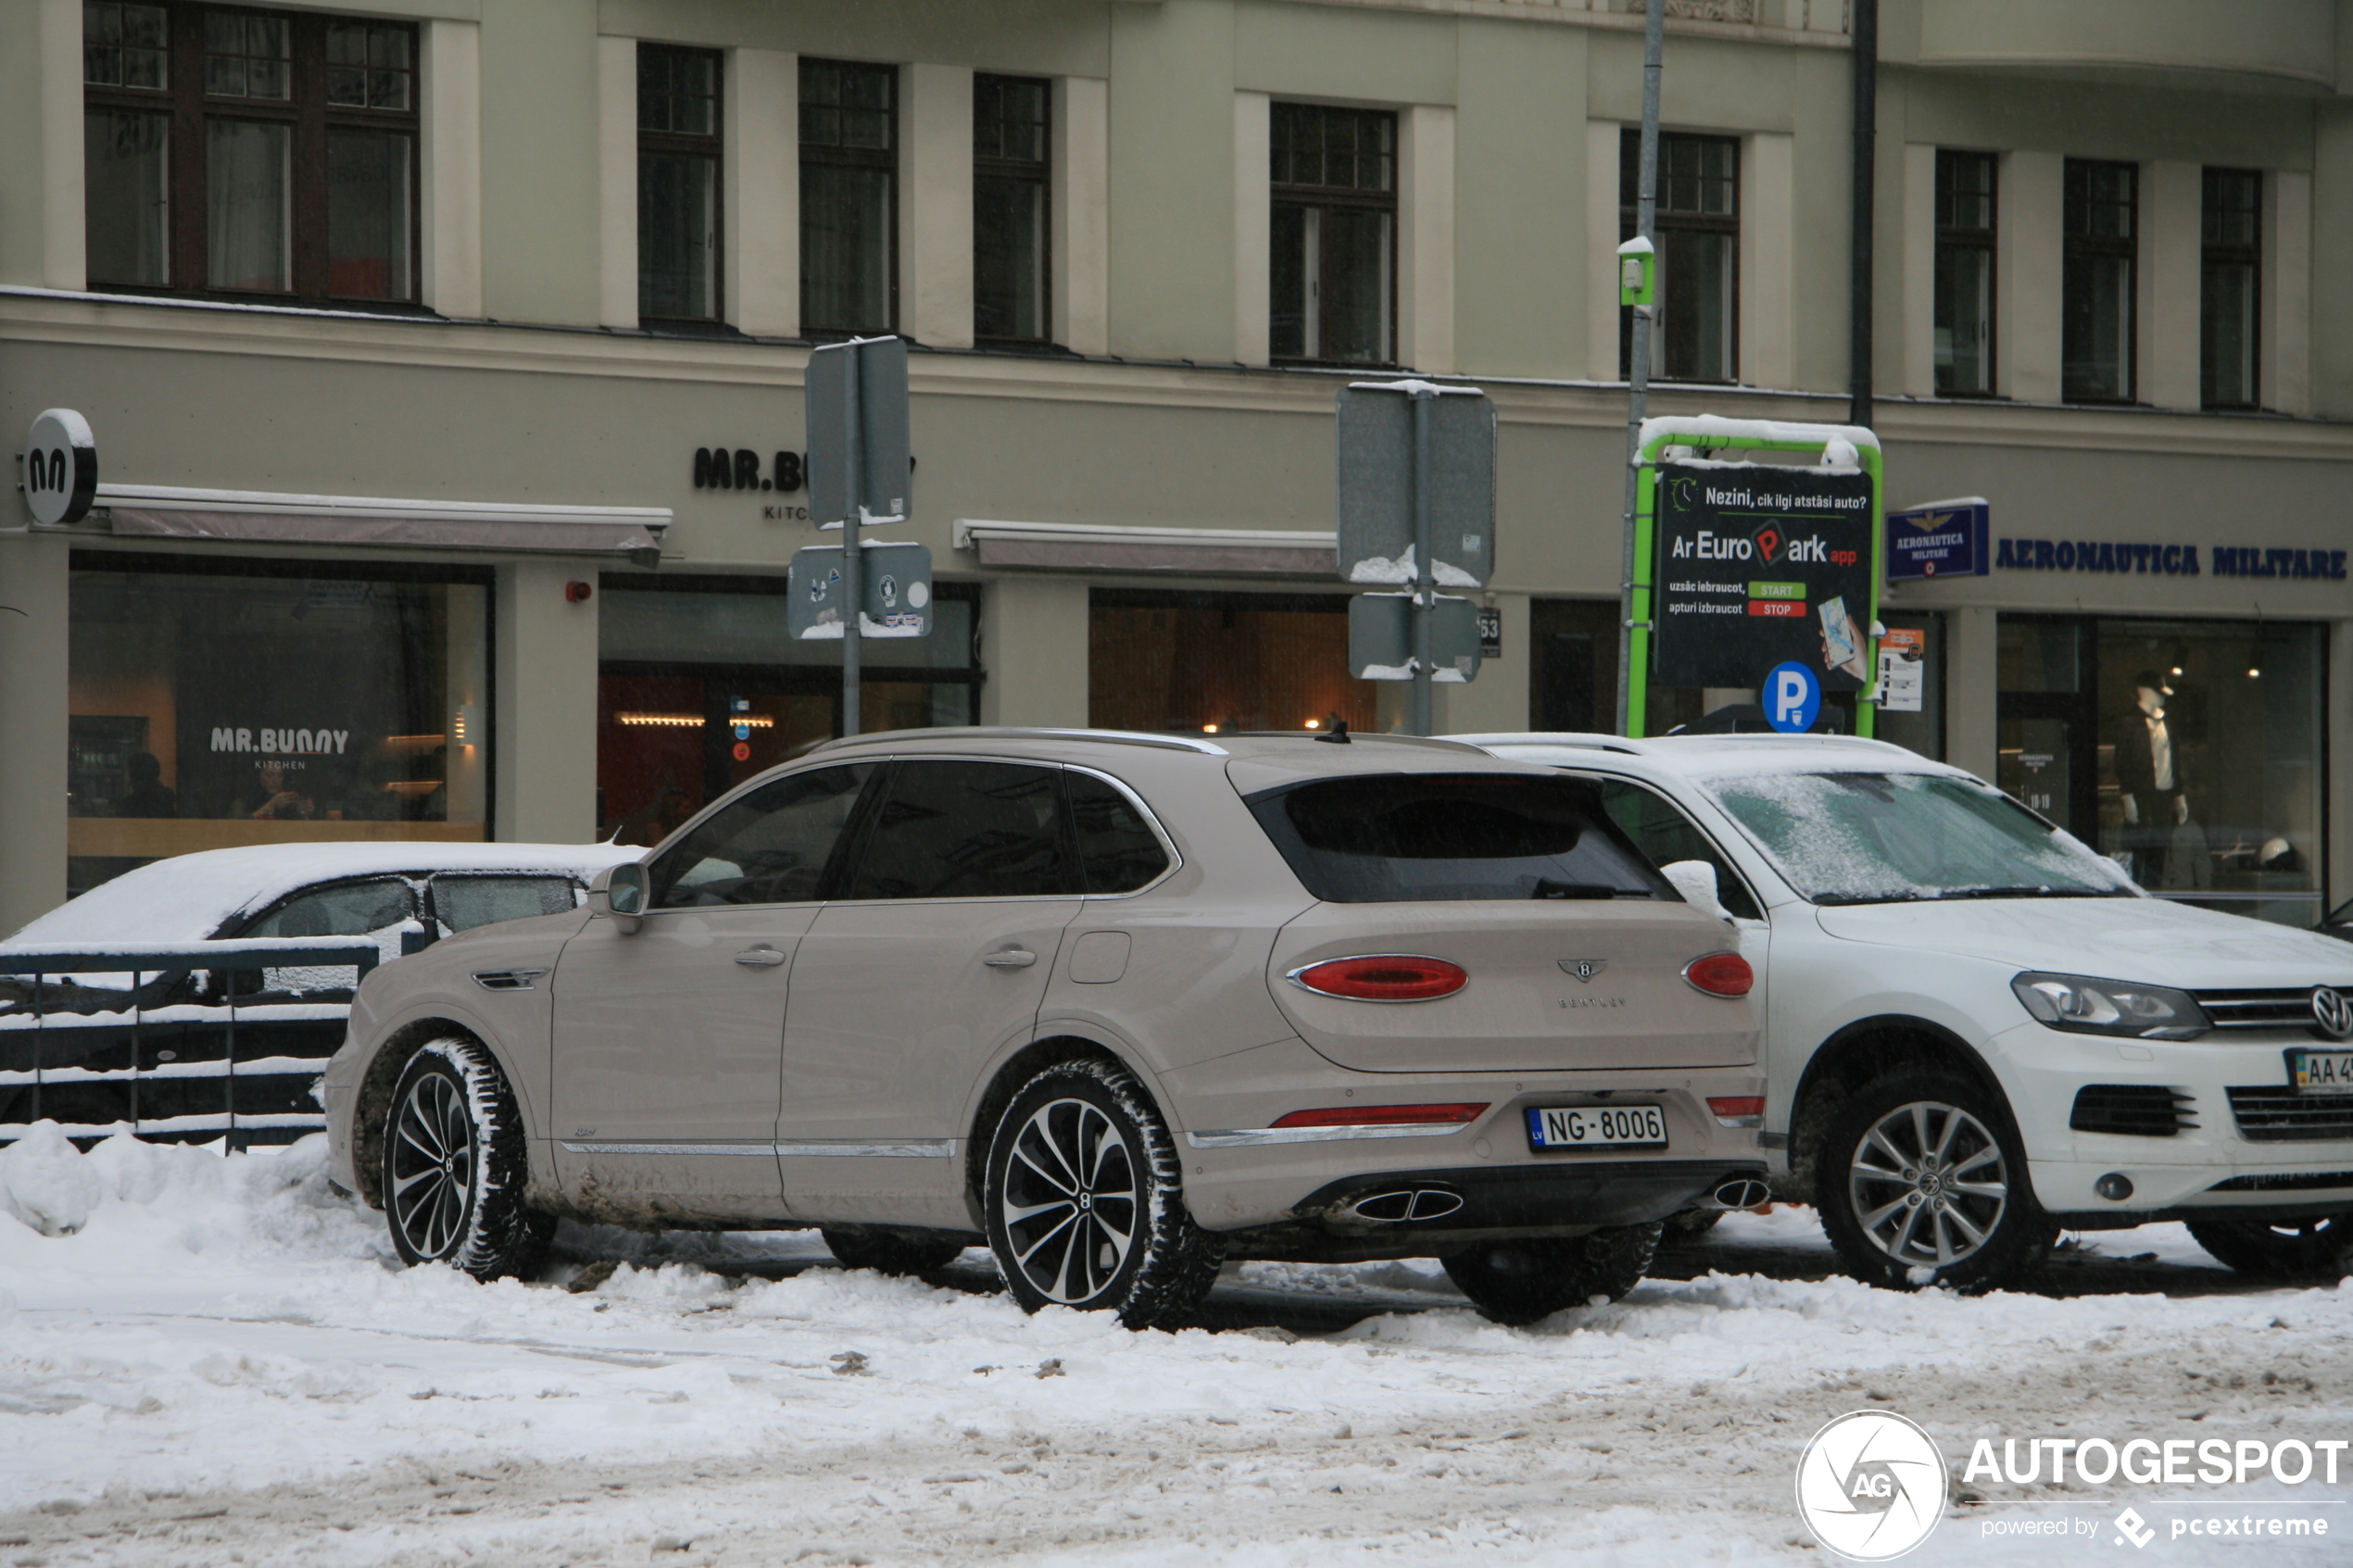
2114;670;2189;884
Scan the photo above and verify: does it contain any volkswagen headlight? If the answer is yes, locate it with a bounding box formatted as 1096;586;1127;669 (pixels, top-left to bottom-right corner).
2011;972;2208;1040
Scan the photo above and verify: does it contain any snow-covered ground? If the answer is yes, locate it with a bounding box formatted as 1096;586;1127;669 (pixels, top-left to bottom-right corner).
3;1128;2349;1565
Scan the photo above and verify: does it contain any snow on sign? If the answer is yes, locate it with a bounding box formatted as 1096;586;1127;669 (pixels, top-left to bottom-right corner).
1651;461;1876;692
1334;382;1495;588
786;540;932;640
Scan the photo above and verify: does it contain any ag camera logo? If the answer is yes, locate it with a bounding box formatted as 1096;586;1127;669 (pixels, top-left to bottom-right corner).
1794;1411;1948;1561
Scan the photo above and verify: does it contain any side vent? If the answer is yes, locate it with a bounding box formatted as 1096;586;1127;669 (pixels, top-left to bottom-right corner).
2069;1085;2196;1137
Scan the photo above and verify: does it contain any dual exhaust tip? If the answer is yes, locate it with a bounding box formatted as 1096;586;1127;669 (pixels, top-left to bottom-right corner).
1339;1173;1769;1226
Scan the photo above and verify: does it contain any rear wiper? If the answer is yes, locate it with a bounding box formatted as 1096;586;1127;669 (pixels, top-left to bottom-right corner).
1534;881;1636;900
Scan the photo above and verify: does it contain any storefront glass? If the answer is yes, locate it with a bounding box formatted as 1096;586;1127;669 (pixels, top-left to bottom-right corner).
1996;614;2323;925
67;557;491;895
596;576;979;845
1088;590;1377;736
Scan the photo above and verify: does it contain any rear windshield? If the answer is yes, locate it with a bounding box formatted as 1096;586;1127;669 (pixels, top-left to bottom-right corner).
1246;773;1673;903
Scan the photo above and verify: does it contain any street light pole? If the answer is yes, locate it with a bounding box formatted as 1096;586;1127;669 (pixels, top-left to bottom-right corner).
1614;0;1665;738
1410;384;1436;736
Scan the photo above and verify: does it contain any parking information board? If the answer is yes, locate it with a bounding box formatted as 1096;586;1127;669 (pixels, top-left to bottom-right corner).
1651;462;1877;693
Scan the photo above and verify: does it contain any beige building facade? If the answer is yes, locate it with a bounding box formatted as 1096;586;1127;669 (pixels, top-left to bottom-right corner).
4;0;2352;936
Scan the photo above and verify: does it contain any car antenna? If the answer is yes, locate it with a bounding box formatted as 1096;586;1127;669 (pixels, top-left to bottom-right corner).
1315;716;1350;745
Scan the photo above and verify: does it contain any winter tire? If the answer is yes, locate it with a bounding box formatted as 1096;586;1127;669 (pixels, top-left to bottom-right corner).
983;1057;1222;1329
382;1035;553;1281
822;1227;970;1276
1441;1223;1662;1325
2184;1212;2352;1282
1817;1070;2054;1292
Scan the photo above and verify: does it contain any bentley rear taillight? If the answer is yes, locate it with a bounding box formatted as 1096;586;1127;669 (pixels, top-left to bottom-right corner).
1683;952;1755;998
1289;955;1468;1002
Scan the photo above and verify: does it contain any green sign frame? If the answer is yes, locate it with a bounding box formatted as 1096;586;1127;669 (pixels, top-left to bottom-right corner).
1628;418;1884;739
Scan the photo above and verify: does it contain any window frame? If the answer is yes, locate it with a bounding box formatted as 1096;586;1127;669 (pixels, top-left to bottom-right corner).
1063;764;1183;899
82;1;422;307
836;757;1082;904
2061;157;2139;405
972;71;1051;347
798;56;899;339
635;42;724;327
1268;100;1399;369
2199;166;2262;412
1619;128;1742;384
1932;148;1998;398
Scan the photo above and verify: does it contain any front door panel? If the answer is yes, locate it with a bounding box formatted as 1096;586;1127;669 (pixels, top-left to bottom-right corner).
551;907;815;1222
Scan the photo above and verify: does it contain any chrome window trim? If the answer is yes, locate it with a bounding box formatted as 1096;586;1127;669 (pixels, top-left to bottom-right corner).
1063;762;1185;899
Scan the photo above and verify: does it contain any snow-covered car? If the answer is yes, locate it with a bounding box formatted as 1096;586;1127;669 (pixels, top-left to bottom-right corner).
0;842;639;1146
324;728;1770;1328
1453;732;2353;1289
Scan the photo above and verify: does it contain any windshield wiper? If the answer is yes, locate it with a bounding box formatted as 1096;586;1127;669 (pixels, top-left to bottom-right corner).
1931;885;2125;900
1533;881;1646;900
1809;891;1934;906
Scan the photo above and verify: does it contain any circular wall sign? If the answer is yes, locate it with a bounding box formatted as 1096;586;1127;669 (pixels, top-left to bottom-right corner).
1765;660;1824;734
23;408;97;526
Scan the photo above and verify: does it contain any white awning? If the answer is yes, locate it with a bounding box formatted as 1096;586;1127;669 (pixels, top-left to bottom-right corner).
96;484;669;561
953;518;1338;576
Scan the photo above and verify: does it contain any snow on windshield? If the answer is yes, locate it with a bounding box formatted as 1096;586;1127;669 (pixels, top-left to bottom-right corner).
1703;771;2133;904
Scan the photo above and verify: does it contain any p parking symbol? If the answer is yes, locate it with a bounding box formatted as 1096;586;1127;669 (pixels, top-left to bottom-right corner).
1767;661;1822;734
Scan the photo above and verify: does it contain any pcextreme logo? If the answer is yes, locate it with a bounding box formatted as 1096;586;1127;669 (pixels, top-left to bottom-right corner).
1794;1411;1949;1561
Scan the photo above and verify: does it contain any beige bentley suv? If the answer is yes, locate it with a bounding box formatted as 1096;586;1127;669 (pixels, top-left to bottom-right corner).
323;729;1768;1327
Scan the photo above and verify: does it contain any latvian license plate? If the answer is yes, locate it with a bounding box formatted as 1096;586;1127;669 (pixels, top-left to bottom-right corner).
1527;1104;1667;1151
2289;1050;2353;1092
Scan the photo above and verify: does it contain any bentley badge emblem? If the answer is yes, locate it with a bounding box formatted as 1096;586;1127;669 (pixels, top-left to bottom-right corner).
2311;986;2353;1041
1559;960;1608;984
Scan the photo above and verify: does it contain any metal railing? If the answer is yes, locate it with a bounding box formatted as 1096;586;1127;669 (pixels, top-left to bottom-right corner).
0;938;381;1151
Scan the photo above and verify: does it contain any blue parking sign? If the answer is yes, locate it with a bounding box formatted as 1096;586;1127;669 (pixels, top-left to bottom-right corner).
1766;662;1822;734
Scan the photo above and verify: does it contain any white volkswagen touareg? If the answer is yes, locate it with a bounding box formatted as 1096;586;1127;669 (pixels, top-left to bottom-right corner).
1457;732;2353;1291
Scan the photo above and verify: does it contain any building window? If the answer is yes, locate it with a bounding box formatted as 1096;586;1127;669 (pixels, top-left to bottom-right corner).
2201;168;2260;411
1620;130;1739;383
637;44;721;323
799;58;896;336
1269;104;1395;366
1088;590;1378;736
67;554;491;897
2062;158;2136;402
973;74;1049;345
1933;150;1996;396
82;2;418;304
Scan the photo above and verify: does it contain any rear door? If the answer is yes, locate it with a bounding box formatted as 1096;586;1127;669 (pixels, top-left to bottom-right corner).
1252;771;1754;1073
775;758;1080;1223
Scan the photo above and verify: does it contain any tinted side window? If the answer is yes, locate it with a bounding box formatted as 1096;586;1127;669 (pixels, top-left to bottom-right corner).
1595;780;1763;921
1247;773;1669;903
649;764;875;908
846;760;1073;899
239;878;415;937
1067;771;1170;895
431;874;580;933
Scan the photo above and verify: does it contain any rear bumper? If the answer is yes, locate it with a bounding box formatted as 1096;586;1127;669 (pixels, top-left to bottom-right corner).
1292;1159;1767;1232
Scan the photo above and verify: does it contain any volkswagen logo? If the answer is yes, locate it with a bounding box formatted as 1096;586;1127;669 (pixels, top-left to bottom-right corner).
2311;986;2353;1041
1559;960;1608;984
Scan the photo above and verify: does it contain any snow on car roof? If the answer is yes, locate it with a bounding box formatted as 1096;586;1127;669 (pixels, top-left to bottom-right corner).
1450;732;1971;783
4;841;641;947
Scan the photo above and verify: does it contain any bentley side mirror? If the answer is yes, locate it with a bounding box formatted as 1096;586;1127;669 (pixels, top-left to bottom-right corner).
591;863;648;934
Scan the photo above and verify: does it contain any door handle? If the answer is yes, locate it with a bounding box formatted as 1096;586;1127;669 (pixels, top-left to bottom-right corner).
984;948;1038;969
735;946;787;968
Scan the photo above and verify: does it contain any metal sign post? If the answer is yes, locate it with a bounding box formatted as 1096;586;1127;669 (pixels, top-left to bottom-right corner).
1335;380;1495;733
1615;0;1667;736
806;337;912;736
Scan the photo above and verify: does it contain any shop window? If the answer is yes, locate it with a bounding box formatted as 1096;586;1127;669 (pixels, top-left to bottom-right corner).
66;556;490;897
1088;590;1377;737
2201;168;2260;411
82;2;418;304
974;74;1049;345
799;58;896;336
1996;615;2323;926
594;576;978;845
2062;158;2136;403
1270;104;1395;366
637;44;722;324
1933;151;1995;396
1873;613;1945;762
1621;130;1739;383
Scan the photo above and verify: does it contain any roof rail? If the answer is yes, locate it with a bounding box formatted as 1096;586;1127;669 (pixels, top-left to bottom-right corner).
1445;732;1658;755
812;726;1230;756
